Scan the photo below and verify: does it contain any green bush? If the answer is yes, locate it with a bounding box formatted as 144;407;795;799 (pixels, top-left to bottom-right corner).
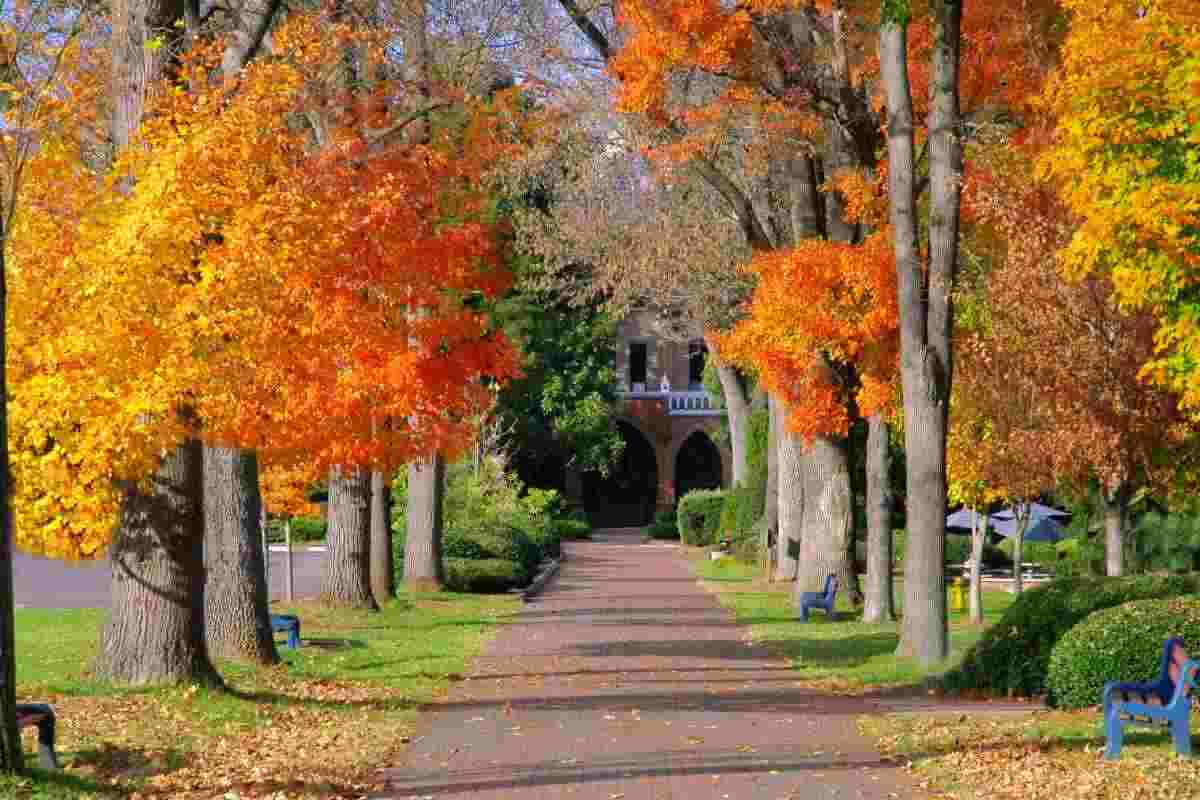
677;489;726;546
472;527;542;580
945;534;970;565
443;558;524;593
441;528;492;560
648;510;679;540
551;518;592;540
892;530;999;566
943;574;1200;697
528;525;562;560
1047;596;1200;709
719;485;761;541
288;516;326;542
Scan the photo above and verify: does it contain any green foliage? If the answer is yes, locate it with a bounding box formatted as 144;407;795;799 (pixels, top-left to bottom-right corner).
551;518;592;540
944;574;1200;697
267;515;326;543
1047;596;1200;709
892;531;1005;567
392;460;568;589
1133;511;1200;573
443;558;525;593
648;510;679;540
677;489;726;546
494;274;623;477
996;537;1059;568
719;485;760;539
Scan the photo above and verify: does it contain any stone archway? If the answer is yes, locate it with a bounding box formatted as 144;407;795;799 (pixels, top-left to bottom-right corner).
582;420;659;528
674;430;723;503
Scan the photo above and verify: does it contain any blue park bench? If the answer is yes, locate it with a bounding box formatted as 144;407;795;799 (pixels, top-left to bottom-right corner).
16;703;60;770
799;574;838;622
1103;636;1199;759
270;614;301;649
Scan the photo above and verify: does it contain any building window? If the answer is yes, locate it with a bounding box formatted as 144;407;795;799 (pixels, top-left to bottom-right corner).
629;341;648;389
688;341;707;389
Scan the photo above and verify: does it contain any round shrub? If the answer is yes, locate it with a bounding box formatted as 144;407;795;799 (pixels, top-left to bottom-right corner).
444;558;523;593
528;525;562;560
1047;596;1200;709
648;510;679;540
473;526;542;579
678;489;726;546
943;574;1200;697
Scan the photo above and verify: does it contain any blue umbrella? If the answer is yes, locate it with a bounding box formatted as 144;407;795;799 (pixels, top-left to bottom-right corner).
993;514;1066;543
946;507;996;532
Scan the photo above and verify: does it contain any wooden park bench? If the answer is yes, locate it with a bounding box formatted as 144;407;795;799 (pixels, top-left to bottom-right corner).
1103;637;1198;759
798;574;838;622
270;614;301;649
16;703;60;770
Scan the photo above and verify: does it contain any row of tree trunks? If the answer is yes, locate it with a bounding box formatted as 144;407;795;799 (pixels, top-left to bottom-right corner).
794;433;854;601
861;415;895;623
203;447;277;664
322;467;378;609
404;455;446;591
97;438;222;685
370;470;395;605
775;407;803;583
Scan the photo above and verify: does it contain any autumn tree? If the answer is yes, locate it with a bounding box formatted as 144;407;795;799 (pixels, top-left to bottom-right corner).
0;0;95;769
1039;0;1200;414
10;9;520;679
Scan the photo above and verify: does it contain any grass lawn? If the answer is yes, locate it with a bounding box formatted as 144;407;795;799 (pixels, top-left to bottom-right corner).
6;593;516;799
691;553;1015;691
861;709;1200;800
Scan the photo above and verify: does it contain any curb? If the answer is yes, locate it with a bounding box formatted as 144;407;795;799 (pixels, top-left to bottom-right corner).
520;557;562;603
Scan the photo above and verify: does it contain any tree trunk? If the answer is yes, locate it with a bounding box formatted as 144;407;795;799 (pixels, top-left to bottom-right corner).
715;362;751;486
968;511;985;624
765;393;781;579
96;437;221;685
775;419;803;583
203;446;277;665
862;415;895;623
882;1;962;666
321;466;378;609
793;435;854;604
0;247;21;771
370;470;395;605
1012;510;1028;596
1104;484;1126;578
403;454;445;591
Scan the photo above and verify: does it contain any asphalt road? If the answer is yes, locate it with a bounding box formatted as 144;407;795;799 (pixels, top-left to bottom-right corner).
14;547;328;609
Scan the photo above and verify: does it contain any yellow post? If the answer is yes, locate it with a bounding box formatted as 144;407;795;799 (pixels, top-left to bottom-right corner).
949;577;967;613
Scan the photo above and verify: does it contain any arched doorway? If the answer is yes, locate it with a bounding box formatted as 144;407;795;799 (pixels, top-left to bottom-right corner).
583;421;658;528
675;431;723;502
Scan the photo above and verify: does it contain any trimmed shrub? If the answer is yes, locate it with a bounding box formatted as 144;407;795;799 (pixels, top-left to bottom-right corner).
719;485;761;541
444;558;524;593
474;527;542;580
677;489;726;546
551;518;592;540
943;574;1200;697
648;510;679;540
1047;596;1200;709
288;516;326;542
441;528;491;560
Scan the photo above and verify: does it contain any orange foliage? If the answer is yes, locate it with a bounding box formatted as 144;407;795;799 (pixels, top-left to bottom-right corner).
714;230;898;439
9;13;523;559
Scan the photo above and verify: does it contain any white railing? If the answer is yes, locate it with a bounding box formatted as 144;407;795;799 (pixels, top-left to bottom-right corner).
620;388;722;416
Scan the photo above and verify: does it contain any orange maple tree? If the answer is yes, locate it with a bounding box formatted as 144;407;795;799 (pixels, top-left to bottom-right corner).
8;13;522;560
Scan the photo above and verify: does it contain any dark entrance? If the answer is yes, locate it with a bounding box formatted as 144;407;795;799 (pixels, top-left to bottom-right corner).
583;421;658;528
675;431;722;502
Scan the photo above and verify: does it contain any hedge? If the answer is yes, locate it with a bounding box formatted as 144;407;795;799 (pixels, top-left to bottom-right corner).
444;558;524;593
677;489;726;546
943;574;1200;697
719;485;761;542
648;510;679;540
1047;596;1200;709
552;518;592;540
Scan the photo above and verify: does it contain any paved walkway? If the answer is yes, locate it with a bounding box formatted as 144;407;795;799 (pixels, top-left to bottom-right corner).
381;529;924;800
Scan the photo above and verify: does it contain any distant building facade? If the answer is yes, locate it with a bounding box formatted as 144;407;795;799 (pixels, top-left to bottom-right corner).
578;311;730;528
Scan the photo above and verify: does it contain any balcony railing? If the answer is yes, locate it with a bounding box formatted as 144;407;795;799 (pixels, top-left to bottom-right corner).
620;388;722;416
